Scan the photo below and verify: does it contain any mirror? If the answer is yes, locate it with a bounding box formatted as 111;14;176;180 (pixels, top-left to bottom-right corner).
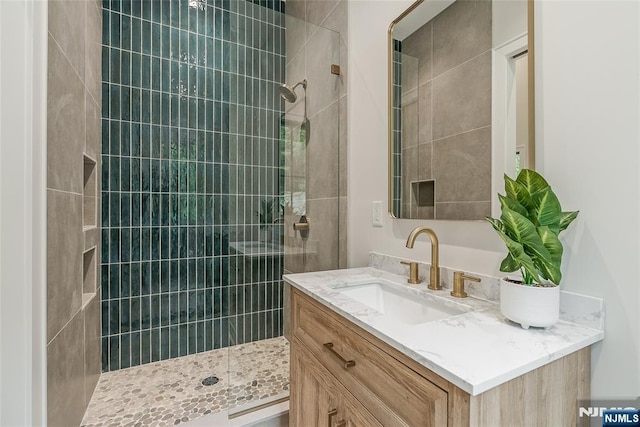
389;0;534;220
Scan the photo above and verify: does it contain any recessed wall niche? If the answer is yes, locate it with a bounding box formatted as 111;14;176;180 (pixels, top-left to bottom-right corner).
83;154;97;229
411;180;435;207
83;246;96;306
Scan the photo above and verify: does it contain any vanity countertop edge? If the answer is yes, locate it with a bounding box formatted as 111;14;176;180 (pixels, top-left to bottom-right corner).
283;267;605;396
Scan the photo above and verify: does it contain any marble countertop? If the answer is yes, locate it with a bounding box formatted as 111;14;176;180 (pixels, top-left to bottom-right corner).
283;267;604;396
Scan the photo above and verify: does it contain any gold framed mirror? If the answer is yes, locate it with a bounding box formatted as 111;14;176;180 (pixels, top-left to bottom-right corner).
388;0;535;220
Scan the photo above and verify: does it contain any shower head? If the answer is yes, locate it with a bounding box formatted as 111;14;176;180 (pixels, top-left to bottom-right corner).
280;79;307;103
280;85;298;103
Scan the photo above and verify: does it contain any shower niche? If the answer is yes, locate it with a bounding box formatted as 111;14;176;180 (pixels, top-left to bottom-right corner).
83;153;97;230
83;154;98;307
83;247;97;307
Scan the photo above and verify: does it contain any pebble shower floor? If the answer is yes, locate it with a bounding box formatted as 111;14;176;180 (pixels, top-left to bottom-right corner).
81;336;289;426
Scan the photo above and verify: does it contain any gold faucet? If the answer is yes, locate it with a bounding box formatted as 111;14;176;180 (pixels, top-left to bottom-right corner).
405;227;441;290
400;261;421;284
451;271;481;298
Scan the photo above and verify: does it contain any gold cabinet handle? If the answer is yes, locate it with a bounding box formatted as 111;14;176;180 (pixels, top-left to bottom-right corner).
335;421;346;427
323;342;356;368
328;408;337;427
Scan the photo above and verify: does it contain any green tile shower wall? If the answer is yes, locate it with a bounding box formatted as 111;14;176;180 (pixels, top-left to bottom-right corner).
101;0;286;372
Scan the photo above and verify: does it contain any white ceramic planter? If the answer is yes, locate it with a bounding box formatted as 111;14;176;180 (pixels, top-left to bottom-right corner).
500;277;560;329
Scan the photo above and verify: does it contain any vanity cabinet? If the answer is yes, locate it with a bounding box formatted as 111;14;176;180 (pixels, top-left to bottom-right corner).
290;288;591;427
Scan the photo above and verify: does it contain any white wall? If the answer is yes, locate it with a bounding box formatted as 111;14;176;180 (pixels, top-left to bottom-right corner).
493;0;527;47
348;0;640;397
535;0;640;396
0;0;48;424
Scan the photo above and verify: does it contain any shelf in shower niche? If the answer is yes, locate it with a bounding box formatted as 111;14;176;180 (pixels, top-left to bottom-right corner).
229;241;314;258
82;292;96;310
83;154;97;228
83;246;97;295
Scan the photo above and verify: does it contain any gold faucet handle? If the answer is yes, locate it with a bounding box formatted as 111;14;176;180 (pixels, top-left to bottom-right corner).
400;261;421;284
451;271;481;298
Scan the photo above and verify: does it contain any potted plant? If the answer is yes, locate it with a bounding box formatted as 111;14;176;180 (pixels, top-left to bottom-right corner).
257;199;276;242
486;169;579;329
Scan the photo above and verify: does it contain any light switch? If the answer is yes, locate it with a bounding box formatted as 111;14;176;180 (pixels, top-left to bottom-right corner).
372;201;383;227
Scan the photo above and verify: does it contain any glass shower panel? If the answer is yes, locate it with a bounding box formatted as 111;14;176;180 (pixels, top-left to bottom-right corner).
226;15;341;417
282;22;342;275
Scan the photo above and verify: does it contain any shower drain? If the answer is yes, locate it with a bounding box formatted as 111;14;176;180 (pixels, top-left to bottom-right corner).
201;376;220;386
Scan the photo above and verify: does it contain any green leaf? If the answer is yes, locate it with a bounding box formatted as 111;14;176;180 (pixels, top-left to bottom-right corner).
500;253;520;272
500;207;540;249
559;210;579;232
493;227;541;282
488;211;540;281
536;259;562;285
516;169;549;195
498;194;528;217
485;216;506;234
531;187;562;233
536;226;564;284
537;226;563;264
504;174;534;210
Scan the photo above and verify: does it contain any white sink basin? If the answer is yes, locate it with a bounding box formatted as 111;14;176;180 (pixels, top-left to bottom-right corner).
336;281;465;325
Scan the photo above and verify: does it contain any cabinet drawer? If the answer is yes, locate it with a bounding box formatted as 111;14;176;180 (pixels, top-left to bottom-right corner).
292;289;448;427
291;338;383;427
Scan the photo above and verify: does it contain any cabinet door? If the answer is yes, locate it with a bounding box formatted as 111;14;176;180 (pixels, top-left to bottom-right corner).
290;340;336;426
291;339;383;427
340;393;384;427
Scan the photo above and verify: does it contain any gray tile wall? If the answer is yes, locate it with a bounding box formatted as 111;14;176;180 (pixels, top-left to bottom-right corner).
47;0;103;425
100;0;286;372
399;0;492;220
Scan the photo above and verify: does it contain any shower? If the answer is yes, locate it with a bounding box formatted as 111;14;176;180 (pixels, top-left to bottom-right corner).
95;0;292;420
79;0;344;423
279;79;307;103
280;79;310;143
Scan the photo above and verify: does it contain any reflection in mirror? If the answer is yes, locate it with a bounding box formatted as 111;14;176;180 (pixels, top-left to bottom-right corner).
389;0;532;220
514;52;530;174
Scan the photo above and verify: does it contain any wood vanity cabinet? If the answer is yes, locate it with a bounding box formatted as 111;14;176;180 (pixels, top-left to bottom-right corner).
290;288;591;427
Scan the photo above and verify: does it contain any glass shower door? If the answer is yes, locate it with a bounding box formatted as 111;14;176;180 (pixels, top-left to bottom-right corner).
225;12;342;418
282;23;342;276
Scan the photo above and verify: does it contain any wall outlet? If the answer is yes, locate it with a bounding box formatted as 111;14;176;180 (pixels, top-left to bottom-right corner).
372;201;383;227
